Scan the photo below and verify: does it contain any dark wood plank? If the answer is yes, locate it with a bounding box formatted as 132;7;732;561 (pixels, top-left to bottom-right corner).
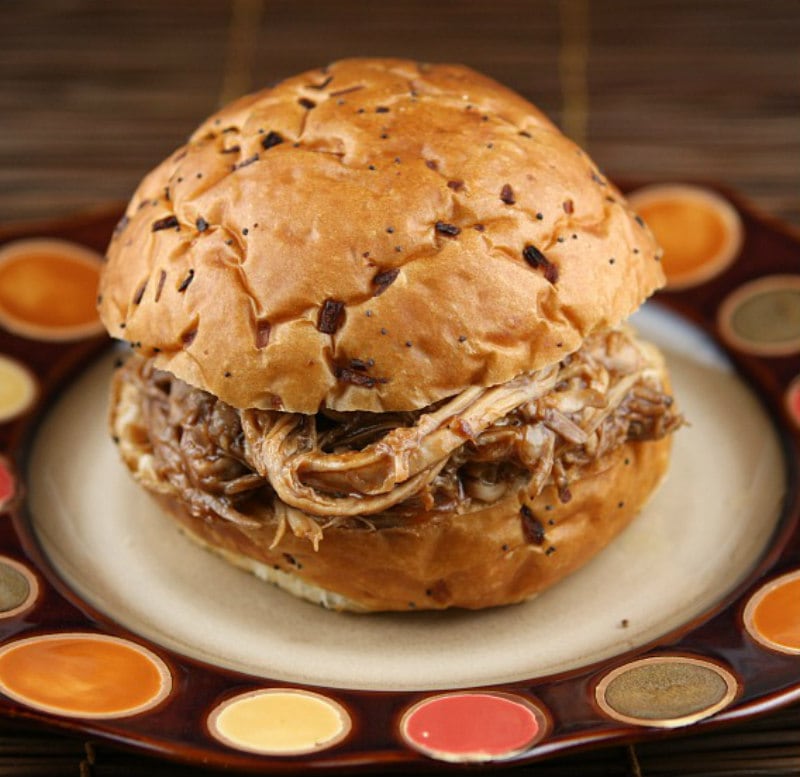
4;0;794;226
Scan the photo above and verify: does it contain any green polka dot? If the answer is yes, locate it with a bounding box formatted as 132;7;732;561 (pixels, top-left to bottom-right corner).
0;563;30;612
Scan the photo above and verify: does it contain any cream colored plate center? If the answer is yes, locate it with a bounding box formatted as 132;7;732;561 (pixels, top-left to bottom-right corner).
28;304;785;691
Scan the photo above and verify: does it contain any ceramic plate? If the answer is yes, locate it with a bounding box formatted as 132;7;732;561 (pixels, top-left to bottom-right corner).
1;185;800;772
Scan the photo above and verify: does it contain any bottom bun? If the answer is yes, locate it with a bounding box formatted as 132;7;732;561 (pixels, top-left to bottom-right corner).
138;437;671;612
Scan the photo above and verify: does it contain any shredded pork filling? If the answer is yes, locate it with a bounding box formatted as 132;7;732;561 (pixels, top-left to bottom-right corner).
120;328;681;542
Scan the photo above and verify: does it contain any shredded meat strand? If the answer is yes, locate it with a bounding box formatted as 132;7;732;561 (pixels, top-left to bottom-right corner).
239;365;560;516
121;328;682;538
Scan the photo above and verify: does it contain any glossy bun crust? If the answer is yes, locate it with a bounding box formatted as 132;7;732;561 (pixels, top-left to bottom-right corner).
98;58;664;414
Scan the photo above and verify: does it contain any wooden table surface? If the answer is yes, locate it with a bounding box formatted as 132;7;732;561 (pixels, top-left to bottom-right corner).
1;1;799;775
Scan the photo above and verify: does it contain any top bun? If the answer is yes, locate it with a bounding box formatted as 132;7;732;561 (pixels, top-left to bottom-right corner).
98;58;664;413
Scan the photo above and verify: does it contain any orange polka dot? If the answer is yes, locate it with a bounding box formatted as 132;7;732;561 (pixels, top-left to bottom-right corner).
0;239;104;340
745;571;800;654
628;185;742;290
0;633;171;718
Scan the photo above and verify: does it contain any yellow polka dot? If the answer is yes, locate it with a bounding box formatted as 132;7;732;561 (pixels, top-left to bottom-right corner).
0;355;36;422
208;689;350;755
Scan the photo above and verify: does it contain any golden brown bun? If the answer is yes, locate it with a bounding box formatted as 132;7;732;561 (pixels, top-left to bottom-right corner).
111;365;672;612
99;58;664;413
142;442;671;612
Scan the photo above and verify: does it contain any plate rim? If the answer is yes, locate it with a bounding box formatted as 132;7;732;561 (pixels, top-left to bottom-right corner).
2;186;800;772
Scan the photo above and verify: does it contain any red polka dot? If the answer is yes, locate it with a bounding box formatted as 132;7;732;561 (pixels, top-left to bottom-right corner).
785;377;800;429
0;460;14;509
401;692;546;762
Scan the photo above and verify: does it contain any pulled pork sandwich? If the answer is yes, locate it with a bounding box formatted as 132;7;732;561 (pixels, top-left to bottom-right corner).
98;58;682;612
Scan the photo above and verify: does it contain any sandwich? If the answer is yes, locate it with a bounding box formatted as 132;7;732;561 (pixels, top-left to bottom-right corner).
98;58;681;612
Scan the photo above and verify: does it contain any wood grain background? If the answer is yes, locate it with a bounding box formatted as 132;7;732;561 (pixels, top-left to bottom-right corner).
1;0;798;227
1;1;799;775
